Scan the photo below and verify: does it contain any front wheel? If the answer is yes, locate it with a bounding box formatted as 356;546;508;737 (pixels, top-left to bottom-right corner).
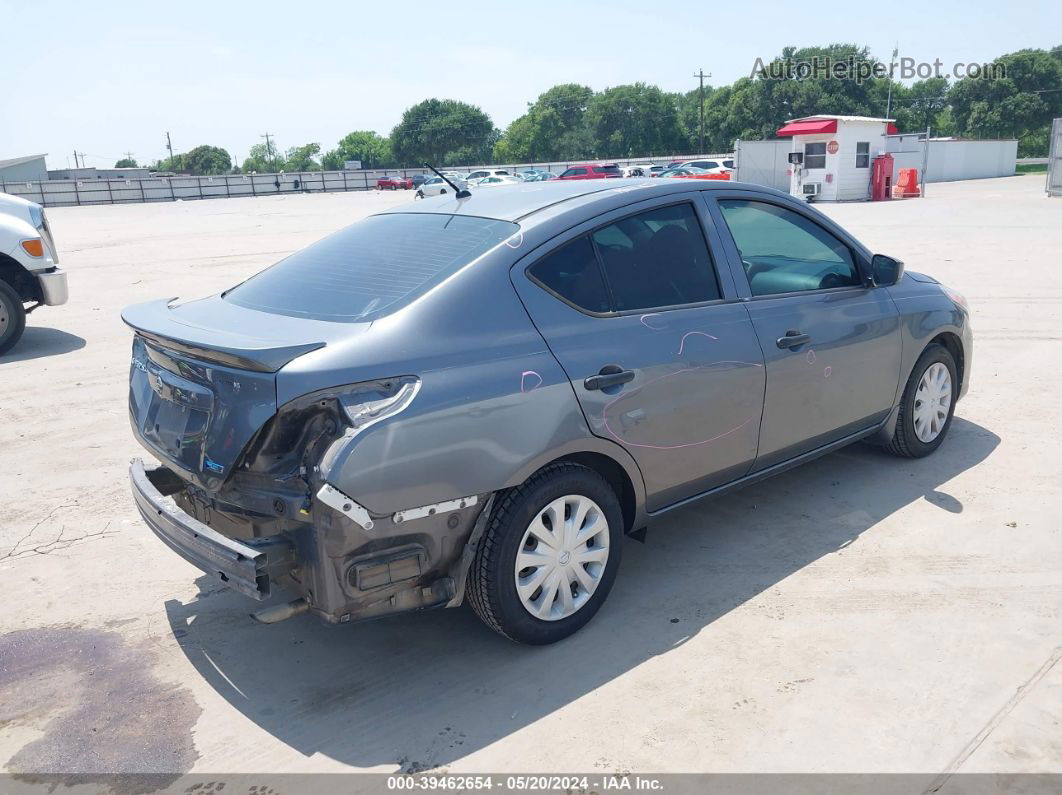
885;343;958;457
0;280;27;355
467;462;623;644
415;190;424;199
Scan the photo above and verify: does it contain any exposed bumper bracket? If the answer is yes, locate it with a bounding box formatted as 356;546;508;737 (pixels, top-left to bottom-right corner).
316;483;374;530
393;494;478;524
130;458;295;600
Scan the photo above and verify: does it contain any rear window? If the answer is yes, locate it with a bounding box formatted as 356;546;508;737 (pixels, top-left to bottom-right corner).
225;213;518;322
593;165;621;174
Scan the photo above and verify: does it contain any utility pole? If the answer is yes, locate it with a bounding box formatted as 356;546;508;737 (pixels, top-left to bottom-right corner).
693;69;711;154
123;151;135;163
73;150;79;168
261;133;276;172
165;131;174;164
885;44;899;120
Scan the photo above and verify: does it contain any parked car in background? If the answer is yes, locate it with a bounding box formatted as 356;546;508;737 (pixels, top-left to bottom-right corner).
466;169;511;182
411;174;431;188
416;176;469;198
557;163;623;180
659;167;708;178
678;159;731;175
124;179;971;645
519;170;552;181
376;175;411;190
624;164;661;177
471;175;522;188
0;192;68;354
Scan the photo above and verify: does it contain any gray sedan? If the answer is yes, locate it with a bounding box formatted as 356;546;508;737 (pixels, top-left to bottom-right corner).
123;179;972;644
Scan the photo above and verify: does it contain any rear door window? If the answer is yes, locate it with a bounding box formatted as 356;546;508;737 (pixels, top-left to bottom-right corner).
225;213;518;322
527;236;610;313
591;203;720;311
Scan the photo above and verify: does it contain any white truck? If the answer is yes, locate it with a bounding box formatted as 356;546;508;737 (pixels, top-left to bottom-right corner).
0;193;68;354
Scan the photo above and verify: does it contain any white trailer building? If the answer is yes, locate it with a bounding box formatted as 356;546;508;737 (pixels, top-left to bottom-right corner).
777;115;898;201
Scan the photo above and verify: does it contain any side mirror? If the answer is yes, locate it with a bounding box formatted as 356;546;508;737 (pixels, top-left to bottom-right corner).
870;254;905;286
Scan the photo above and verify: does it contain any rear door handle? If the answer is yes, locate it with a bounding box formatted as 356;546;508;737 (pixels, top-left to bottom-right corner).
584;365;635;391
776;331;811;349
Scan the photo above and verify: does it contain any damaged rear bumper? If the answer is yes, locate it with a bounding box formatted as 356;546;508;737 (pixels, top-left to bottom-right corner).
129;458;295;600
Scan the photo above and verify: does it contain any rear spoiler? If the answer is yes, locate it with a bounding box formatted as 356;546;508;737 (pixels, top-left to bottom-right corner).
121;297;325;372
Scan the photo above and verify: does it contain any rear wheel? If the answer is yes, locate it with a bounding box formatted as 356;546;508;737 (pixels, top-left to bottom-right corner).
0;280;27;355
885;343;957;457
467;462;622;644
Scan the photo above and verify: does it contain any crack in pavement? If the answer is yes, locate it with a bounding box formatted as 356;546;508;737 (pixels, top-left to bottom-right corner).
0;503;117;562
922;645;1062;793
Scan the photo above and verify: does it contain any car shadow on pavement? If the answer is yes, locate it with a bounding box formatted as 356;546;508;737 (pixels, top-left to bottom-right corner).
0;327;86;363
164;416;999;772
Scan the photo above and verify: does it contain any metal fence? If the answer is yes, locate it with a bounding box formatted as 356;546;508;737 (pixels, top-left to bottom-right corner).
0;153;732;208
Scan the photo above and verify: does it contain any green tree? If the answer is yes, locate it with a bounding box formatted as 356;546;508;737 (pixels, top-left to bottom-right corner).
585;83;686;158
493;84;595;161
151;154;185;172
390;99;495;166
242;142;280;173
887;78;949;133
114;157;138;168
183;145;232;175
322;131;392;170
949;48;1062;154
283;143;322;171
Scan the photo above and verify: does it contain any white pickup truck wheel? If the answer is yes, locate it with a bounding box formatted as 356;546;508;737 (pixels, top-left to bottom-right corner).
0;280;26;355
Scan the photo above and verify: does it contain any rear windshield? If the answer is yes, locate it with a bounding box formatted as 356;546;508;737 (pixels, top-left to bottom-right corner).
593;165;621;174
224;213;518;322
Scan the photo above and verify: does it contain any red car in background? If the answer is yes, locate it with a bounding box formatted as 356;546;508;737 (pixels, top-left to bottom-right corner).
556;163;623;180
377;175;412;190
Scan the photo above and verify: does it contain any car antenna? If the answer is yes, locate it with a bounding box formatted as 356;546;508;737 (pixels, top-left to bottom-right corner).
424;163;471;199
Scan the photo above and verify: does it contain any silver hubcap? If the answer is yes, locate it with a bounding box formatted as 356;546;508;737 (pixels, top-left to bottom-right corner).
913;362;952;443
514;494;610;621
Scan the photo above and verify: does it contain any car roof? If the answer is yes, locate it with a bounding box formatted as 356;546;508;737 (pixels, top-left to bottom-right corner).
379;178;784;226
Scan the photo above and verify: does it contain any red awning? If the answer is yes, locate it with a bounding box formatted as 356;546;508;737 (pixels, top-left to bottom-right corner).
887;122;899;135
776;119;838;136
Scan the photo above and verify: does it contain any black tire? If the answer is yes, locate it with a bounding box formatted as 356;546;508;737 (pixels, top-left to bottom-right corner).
415;190;424;199
439;188;447;194
0;280;27;356
467;462;623;645
885;343;958;458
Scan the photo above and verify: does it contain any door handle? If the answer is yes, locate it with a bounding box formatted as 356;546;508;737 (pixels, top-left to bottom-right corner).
584;365;635;391
776;330;811;349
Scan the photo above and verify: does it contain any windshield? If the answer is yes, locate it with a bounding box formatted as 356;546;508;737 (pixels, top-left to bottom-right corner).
225;213;519;322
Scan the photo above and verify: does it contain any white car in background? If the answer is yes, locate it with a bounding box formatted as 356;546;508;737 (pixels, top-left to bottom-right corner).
677;158;733;175
0;193;68;354
465;168;511;182
624;163;663;177
415;176;470;198
469;175;522;188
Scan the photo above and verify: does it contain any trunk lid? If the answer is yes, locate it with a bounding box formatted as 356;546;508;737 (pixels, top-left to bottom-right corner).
123;295;359;489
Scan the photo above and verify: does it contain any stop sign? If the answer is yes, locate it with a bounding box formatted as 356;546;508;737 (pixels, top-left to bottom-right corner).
827;140;839;154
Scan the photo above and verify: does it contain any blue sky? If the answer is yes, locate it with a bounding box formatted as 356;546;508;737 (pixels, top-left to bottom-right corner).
2;0;1059;169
